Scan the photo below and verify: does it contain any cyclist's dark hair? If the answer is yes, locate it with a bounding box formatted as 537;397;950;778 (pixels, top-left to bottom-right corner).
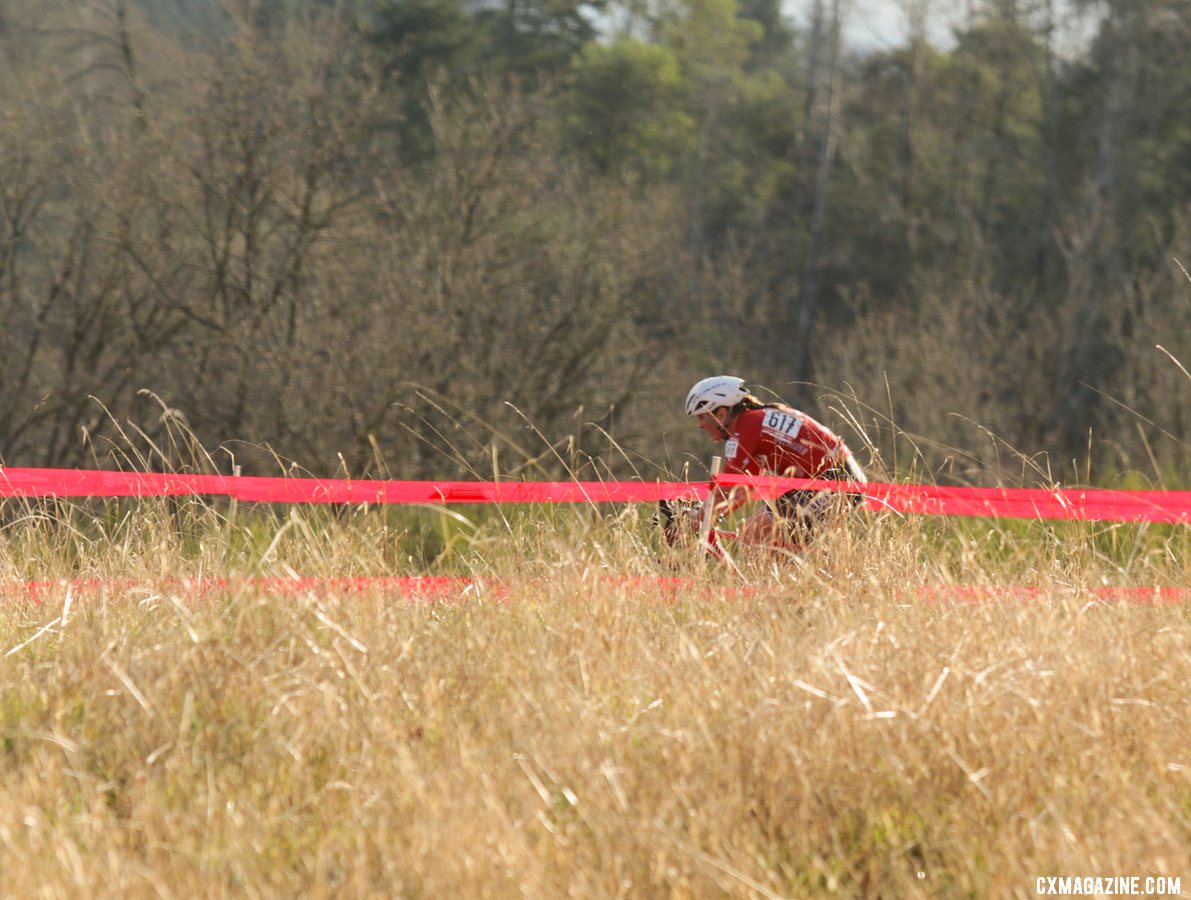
729;393;787;416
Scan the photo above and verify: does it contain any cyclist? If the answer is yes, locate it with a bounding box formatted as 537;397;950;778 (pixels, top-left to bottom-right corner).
663;376;867;551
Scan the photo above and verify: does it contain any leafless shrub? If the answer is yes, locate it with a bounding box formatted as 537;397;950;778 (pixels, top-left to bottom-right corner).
0;4;704;479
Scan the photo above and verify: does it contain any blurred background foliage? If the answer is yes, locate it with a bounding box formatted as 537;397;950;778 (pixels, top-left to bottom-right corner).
0;0;1186;486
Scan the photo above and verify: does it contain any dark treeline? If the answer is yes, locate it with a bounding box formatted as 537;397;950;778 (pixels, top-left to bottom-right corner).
0;0;1187;486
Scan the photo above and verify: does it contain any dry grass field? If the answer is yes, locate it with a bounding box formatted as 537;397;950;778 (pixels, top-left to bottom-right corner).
0;500;1188;898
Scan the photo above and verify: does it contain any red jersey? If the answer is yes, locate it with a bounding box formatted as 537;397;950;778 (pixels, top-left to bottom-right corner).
722;406;857;480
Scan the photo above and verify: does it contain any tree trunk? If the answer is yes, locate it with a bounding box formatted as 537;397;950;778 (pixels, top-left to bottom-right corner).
791;0;843;383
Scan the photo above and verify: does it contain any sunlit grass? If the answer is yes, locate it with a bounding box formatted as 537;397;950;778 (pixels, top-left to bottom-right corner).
0;498;1187;897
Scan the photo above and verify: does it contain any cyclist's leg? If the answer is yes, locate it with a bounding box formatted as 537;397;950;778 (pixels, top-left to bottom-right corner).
738;505;800;550
775;483;863;551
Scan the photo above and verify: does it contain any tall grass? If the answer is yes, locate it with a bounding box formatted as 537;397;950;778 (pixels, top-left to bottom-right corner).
0;495;1187;897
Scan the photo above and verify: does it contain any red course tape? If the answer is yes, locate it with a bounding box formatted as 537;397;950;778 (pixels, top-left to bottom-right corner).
1;576;1185;606
714;475;1191;524
0;468;704;504
1;467;1189;523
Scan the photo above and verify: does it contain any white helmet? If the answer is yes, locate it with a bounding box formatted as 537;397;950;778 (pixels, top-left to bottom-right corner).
685;376;748;417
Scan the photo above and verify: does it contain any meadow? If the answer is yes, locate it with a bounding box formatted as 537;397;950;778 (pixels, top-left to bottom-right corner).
0;496;1187;898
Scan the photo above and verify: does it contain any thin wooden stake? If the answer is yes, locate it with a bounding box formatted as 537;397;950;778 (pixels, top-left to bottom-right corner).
699;456;722;547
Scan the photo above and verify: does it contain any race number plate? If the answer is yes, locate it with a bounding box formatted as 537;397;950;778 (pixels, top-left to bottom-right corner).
762;409;803;440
